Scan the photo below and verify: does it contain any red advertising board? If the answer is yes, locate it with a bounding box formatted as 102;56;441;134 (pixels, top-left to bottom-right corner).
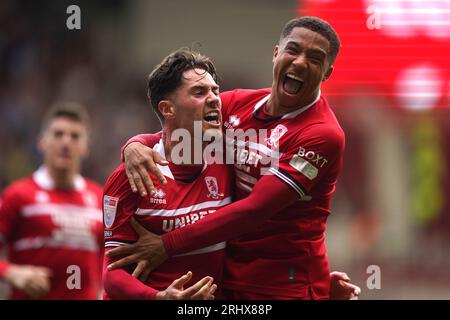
299;0;450;110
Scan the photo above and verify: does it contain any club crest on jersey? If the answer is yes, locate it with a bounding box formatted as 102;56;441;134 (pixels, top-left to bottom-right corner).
150;188;166;204
103;195;119;228
266;124;288;148
205;177;223;199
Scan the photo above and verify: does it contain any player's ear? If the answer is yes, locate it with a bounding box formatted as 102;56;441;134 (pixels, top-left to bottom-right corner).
37;133;46;153
272;45;279;63
79;128;90;159
322;65;334;82
158;100;176;120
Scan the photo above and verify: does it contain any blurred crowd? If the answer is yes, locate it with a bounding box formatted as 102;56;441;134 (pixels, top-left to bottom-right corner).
0;0;160;189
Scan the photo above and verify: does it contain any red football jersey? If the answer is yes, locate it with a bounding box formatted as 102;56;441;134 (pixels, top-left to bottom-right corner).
103;140;233;299
220;88;345;298
0;166;104;299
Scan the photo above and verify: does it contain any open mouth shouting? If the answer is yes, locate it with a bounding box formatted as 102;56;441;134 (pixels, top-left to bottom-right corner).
203;110;221;127
283;73;304;95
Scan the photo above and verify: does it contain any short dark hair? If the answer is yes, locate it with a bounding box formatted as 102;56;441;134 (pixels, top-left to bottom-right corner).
41;101;90;133
280;16;341;63
147;47;218;123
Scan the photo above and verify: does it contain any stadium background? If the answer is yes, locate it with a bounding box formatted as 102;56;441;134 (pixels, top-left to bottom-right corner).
1;0;449;299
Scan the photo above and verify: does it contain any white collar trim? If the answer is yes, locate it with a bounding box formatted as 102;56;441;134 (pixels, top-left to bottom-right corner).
154;139;207;180
32;166;86;191
153;140;174;180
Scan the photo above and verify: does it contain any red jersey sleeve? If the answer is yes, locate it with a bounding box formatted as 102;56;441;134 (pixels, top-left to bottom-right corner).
103;164;140;247
102;259;158;300
269;125;345;198
0;185;22;277
219;90;236;122
102;165;159;299
162;174;299;255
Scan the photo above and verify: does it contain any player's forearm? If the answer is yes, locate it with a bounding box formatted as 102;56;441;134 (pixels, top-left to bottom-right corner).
162;174;299;256
103;252;158;300
120;132;162;161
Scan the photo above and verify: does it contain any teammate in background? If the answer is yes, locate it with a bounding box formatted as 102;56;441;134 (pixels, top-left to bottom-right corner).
0;102;104;299
102;48;230;300
109;16;361;300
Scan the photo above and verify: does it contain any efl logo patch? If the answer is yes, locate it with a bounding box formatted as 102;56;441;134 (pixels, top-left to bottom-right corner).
103;195;119;228
289;155;318;180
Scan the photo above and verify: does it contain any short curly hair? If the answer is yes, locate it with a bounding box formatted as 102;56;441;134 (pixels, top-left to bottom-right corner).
280;16;341;63
147;48;218;123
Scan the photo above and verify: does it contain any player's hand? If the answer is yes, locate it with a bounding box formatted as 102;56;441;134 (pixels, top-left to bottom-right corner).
4;264;52;299
124;142;168;197
329;271;361;300
106;217;168;281
156;271;217;300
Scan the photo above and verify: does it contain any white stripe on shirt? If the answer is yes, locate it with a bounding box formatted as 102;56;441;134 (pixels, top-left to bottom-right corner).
236;180;253;193
135;197;232;217
13;236;99;252
174;242;226;257
22;203;102;221
269;168;305;198
105;240;225;256
235;169;258;185
105;241;130;248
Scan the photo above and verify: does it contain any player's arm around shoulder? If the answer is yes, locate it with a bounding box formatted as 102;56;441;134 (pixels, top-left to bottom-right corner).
122;139;168;197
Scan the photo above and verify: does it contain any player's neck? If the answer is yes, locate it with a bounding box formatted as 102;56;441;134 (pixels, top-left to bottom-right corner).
162;129;205;166
46;165;78;190
266;90;320;116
